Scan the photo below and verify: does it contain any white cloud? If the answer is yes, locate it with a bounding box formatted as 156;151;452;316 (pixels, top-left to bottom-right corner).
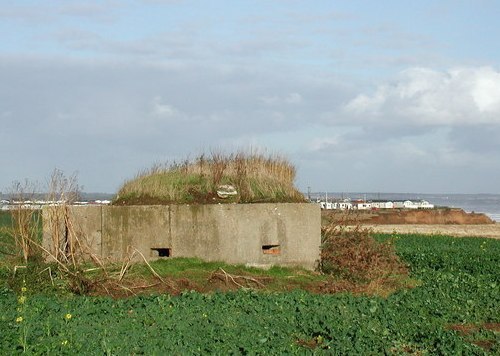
151;96;179;118
344;90;386;116
259;96;279;105
308;137;339;152
471;68;500;113
285;92;303;104
344;66;500;126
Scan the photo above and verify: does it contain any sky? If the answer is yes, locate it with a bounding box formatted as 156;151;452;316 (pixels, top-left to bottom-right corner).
1;0;500;195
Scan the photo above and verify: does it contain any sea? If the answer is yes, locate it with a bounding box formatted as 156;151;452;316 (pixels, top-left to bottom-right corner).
314;192;500;222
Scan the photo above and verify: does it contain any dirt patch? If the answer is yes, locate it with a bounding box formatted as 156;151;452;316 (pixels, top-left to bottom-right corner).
448;323;480;336
367;224;500;239
447;323;499;351
83;268;411;299
471;340;495;351
208;268;270;290
87;278;186;298
484;323;500;332
86;271;273;298
187;189;217;204
323;208;494;225
113;195;173;206
296;336;329;350
448;323;500;337
112;190;240;206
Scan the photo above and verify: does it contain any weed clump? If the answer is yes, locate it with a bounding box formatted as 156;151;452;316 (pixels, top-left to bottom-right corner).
114;151;306;205
319;224;409;295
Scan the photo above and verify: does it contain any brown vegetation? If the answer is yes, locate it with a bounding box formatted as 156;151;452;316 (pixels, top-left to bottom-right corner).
323;208;494;225
447;323;500;351
318;223;410;296
367;224;500;239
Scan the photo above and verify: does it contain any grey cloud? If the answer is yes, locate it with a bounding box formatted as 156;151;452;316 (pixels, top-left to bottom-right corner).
54;29;202;60
0;1;122;24
448;125;500;154
0;56;350;191
58;1;121;22
287;10;355;23
139;0;185;4
55;29;103;51
360;24;438;51
297;129;500;194
358;53;446;69
212;38;309;58
0;4;52;22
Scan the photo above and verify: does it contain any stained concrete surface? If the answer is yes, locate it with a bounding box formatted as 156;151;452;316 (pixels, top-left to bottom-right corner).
43;203;321;269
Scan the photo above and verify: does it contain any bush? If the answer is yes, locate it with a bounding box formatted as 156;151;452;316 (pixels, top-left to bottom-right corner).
319;224;407;283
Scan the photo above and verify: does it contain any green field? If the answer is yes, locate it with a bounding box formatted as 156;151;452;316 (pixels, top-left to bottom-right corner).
0;211;499;354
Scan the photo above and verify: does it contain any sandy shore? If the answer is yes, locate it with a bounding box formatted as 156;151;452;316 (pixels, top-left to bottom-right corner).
364;223;500;239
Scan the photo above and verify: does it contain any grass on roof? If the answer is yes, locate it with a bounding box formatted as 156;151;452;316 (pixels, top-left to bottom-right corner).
114;151;306;205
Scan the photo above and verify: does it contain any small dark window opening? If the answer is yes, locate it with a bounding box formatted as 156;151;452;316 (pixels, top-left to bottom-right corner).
151;248;171;257
262;244;281;255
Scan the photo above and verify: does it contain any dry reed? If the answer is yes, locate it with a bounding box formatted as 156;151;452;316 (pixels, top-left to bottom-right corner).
9;180;41;262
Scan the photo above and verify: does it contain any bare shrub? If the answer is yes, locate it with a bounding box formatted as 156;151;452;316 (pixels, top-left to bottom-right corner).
44;169;83;266
319;223;407;283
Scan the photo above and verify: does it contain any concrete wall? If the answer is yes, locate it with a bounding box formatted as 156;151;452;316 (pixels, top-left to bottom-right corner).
42;203;321;270
42;205;103;262
102;206;171;261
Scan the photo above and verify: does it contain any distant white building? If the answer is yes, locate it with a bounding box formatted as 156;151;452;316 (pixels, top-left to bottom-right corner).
353;201;372;210
414;200;434;209
318;198;352;210
337;200;352;210
371;201;394;209
393;200;417;209
393;200;434;209
319;201;336;210
317;196;434;211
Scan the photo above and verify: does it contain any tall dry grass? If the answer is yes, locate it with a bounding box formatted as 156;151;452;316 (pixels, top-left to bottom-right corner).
9;180;41;263
10;170;107;293
8;170;85;264
115;151;306;204
44;169;84;266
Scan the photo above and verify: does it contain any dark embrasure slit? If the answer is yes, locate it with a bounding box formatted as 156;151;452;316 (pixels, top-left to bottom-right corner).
262;244;281;255
151;248;171;257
